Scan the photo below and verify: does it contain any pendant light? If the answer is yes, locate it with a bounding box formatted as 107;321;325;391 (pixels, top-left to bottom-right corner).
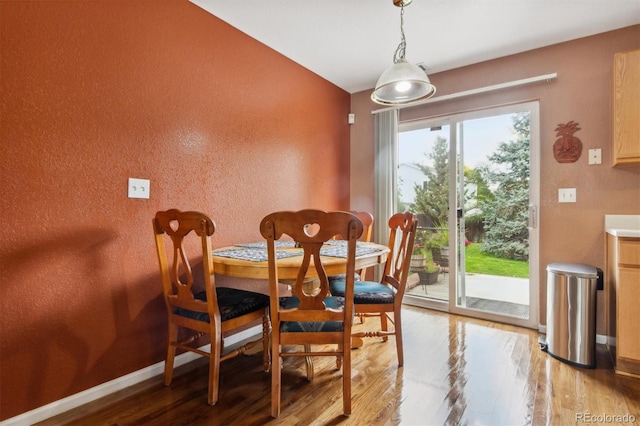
371;0;436;105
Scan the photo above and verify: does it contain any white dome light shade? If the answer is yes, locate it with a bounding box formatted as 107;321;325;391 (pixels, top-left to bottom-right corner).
371;60;436;105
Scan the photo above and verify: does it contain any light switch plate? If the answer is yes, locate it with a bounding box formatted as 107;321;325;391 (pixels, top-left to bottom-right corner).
128;178;150;199
558;188;576;203
588;148;602;165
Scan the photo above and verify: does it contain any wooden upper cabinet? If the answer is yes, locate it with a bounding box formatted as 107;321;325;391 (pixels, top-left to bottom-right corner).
612;49;640;166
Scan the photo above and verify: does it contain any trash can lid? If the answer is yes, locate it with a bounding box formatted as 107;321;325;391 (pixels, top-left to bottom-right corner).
546;262;598;278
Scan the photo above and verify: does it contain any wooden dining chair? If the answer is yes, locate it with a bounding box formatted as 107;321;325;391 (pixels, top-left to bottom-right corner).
329;212;417;366
260;209;363;417
349;210;374;243
353;211;374;280
329;210;374;282
153;209;270;405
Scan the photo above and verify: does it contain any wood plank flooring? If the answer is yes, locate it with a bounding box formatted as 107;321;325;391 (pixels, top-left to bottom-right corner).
36;306;640;425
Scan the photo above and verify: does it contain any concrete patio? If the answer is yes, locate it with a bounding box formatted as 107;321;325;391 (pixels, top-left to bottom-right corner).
406;271;530;317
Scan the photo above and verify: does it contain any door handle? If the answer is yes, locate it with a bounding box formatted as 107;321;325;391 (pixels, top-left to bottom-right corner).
529;205;537;229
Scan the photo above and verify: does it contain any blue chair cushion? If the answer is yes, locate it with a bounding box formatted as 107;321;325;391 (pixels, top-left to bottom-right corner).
175;287;269;323
278;296;347;332
329;280;395;304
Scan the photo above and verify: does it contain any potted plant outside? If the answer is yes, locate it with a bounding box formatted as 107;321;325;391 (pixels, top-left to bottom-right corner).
424;226;447;249
410;230;428;272
425;226;449;270
418;250;440;285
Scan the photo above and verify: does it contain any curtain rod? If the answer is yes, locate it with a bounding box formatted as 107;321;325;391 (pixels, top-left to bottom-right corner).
371;72;557;114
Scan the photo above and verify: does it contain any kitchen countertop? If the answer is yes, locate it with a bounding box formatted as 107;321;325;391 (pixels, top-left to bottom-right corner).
605;214;640;238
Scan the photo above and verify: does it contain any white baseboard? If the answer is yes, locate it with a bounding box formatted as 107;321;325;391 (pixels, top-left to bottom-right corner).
0;325;262;426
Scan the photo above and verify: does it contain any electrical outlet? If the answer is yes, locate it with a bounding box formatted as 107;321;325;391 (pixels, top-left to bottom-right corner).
558;188;576;203
128;178;150;199
588;148;602;165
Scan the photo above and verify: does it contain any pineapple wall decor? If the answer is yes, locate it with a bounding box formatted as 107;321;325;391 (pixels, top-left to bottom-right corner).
553;120;582;163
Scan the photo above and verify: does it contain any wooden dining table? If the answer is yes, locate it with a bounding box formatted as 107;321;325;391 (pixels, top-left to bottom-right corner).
212;241;390;362
212;241;390;281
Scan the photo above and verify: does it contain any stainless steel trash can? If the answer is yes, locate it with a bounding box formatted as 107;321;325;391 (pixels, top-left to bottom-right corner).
542;263;602;368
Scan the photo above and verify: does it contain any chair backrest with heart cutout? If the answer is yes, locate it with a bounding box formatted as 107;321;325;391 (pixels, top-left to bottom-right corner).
260;209;363;312
153;209;217;316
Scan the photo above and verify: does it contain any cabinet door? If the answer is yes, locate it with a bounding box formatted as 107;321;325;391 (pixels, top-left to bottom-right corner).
617;267;640;361
613;50;640;165
619;238;640;265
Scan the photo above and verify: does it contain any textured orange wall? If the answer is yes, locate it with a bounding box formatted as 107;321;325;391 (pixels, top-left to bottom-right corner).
0;1;349;420
351;25;640;333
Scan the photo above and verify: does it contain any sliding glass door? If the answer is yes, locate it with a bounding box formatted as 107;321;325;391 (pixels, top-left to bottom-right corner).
399;103;539;328
398;123;451;303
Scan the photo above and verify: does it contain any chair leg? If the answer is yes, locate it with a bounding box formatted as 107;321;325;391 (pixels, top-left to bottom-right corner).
262;309;271;372
380;313;389;342
304;344;314;381
393;309;404;367
164;322;178;386
342;341;351;415
208;333;222;405
271;334;281;418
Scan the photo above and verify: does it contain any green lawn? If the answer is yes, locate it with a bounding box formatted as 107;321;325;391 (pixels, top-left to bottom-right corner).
464;243;529;278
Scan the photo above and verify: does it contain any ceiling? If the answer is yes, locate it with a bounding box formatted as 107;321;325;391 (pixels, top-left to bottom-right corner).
190;0;640;94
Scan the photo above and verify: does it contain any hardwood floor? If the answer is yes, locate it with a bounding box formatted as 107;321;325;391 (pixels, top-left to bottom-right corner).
36;306;640;425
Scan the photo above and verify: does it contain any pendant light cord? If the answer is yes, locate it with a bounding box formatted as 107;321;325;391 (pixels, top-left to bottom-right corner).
393;3;407;64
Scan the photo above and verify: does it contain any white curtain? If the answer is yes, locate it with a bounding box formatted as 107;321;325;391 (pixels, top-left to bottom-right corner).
373;109;398;248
